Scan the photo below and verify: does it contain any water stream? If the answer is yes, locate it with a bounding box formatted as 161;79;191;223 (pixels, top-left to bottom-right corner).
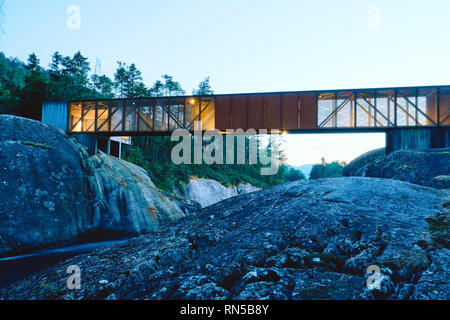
0;239;129;288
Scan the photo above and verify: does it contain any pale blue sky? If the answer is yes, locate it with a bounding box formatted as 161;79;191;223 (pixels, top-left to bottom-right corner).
1;0;449;165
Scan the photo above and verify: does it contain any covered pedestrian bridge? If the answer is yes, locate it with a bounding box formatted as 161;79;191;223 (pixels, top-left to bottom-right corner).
66;85;449;136
42;85;450;154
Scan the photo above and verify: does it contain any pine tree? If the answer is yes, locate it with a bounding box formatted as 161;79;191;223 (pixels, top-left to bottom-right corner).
193;77;214;96
20;53;47;120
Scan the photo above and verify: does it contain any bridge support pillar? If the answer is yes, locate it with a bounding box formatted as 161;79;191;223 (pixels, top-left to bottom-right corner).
70;133;98;155
386;127;449;153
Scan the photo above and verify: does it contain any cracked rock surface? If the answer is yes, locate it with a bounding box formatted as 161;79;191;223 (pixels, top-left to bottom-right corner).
2;177;448;300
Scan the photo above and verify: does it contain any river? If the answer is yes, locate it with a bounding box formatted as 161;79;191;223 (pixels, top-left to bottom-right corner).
0;239;129;288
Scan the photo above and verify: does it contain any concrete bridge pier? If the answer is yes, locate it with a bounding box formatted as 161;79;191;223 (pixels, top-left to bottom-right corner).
385;127;449;153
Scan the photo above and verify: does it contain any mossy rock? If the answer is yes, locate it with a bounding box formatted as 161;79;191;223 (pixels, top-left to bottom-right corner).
425;213;450;249
304;252;347;271
20;141;53;150
296;285;332;300
381;249;430;272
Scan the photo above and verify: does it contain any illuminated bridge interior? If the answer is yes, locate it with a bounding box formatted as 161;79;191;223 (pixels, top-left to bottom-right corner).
67;85;450;135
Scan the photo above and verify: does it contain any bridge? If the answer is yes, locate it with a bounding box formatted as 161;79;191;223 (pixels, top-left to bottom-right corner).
42;85;450;155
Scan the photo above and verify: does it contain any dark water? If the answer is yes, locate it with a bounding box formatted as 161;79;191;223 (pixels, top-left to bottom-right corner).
0;239;129;288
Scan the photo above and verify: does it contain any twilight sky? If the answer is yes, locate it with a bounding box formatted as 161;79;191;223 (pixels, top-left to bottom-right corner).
1;0;449;165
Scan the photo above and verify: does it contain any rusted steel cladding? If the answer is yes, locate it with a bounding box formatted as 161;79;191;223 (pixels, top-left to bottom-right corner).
265;94;282;129
247;95;264;130
215;96;232;130
231;95;248;130
282;93;299;130
299;93;318;129
439;89;450;126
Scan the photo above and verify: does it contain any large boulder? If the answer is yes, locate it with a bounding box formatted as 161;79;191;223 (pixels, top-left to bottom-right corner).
0;116;92;256
0;116;188;257
177;178;262;208
343;148;386;177
87;154;186;235
2;177;447;300
344;148;450;189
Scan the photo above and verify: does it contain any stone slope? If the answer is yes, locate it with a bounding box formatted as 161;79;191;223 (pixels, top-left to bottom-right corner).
177;178;262;208
2;177;447;300
344;147;450;189
0;115;190;256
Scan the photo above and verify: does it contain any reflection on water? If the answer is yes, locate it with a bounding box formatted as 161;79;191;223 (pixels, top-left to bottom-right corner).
0;239;129;288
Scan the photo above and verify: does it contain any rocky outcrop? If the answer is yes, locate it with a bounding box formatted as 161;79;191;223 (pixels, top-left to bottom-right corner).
0;116;189;257
0;116;92;256
344;148;450;189
2;177;448;300
343;148;386;177
87;154;186;235
177;178;262;208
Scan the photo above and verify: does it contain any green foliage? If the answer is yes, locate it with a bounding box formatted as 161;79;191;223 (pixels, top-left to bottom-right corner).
0;50;201;119
91;74;115;99
149;75;185;97
425;212;450;248
47;51;95;101
0;52;27;114
0;50;306;191
284;167;306;181
122;135;303;193
193;77;214;96
114;62;148;98
381;249;430;272
309;158;346;180
19;54;46;120
20;141;53;150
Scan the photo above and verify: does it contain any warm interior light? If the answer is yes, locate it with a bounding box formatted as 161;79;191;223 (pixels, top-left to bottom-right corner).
74;121;82;132
190;99;196;105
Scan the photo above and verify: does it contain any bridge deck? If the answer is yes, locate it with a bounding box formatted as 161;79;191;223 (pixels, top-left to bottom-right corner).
66;85;450;136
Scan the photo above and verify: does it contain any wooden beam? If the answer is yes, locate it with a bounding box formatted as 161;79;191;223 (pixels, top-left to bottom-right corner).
319;98;349;128
356;102;384;127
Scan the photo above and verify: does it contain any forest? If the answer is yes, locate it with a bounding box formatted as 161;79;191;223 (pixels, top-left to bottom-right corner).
0;51;313;192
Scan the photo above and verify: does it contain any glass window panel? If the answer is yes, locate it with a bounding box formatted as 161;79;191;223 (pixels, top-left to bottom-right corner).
396;89;417;127
418;88;437;126
96;102;110;132
168;98;185;130
124;100;138;132
357;92;379;127
336;92;353;128
376;90;395;127
110;102;124;132
318;92;335;128
186;98;200;130
200;98;215;130
439;88;450;126
69;102;83;132
82;102;96;132
138;99;154;132
154;98;168;131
